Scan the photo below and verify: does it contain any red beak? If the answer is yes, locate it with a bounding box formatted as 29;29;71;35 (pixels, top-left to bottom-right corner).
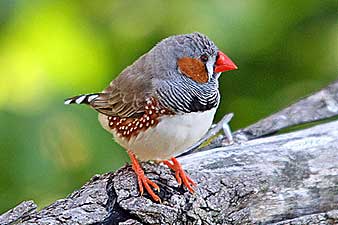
214;51;238;73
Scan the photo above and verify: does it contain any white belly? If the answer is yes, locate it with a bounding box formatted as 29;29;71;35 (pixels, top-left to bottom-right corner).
98;108;216;161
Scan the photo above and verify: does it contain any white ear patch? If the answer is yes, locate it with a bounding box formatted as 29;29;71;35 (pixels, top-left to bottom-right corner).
206;55;216;78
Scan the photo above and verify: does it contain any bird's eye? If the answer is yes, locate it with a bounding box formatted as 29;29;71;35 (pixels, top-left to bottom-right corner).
200;54;208;62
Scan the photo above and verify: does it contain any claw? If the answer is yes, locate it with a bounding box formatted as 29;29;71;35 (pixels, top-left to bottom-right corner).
163;157;196;193
128;150;161;202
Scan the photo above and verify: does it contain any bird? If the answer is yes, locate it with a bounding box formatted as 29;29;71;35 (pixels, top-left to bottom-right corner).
64;32;237;202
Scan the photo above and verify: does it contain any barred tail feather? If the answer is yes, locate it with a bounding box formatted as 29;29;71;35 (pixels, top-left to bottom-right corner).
64;93;100;105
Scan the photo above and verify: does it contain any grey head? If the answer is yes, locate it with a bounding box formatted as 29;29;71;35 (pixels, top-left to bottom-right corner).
143;32;237;113
147;32;219;81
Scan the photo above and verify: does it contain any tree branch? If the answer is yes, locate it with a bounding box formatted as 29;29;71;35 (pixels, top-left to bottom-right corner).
1;80;338;225
235;79;338;140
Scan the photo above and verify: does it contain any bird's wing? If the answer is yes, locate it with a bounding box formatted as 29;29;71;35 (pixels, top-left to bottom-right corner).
91;78;150;118
65;56;153;118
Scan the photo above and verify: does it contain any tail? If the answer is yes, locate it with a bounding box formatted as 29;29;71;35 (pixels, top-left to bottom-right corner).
64;93;100;105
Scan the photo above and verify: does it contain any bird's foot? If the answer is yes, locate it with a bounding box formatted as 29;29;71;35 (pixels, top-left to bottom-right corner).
127;150;161;202
163;157;196;193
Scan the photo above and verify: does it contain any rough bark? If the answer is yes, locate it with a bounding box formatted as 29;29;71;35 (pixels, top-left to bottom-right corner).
1;80;338;225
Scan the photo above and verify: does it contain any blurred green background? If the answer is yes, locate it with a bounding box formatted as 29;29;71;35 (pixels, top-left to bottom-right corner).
0;0;337;213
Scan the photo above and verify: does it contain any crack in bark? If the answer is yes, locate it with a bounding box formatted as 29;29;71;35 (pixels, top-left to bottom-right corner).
95;169;151;225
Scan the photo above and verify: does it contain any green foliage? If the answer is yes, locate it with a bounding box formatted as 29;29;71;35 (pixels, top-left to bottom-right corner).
0;0;336;212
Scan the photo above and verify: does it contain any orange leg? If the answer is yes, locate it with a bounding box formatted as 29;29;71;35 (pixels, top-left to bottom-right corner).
163;157;196;193
127;150;161;202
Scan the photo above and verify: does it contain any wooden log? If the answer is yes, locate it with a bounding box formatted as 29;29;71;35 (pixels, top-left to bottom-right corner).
1;80;338;225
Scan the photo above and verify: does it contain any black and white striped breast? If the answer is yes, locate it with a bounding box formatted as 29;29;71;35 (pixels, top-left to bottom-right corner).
156;76;220;114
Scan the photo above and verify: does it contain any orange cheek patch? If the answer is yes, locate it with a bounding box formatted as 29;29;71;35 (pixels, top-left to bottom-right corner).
177;57;209;83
